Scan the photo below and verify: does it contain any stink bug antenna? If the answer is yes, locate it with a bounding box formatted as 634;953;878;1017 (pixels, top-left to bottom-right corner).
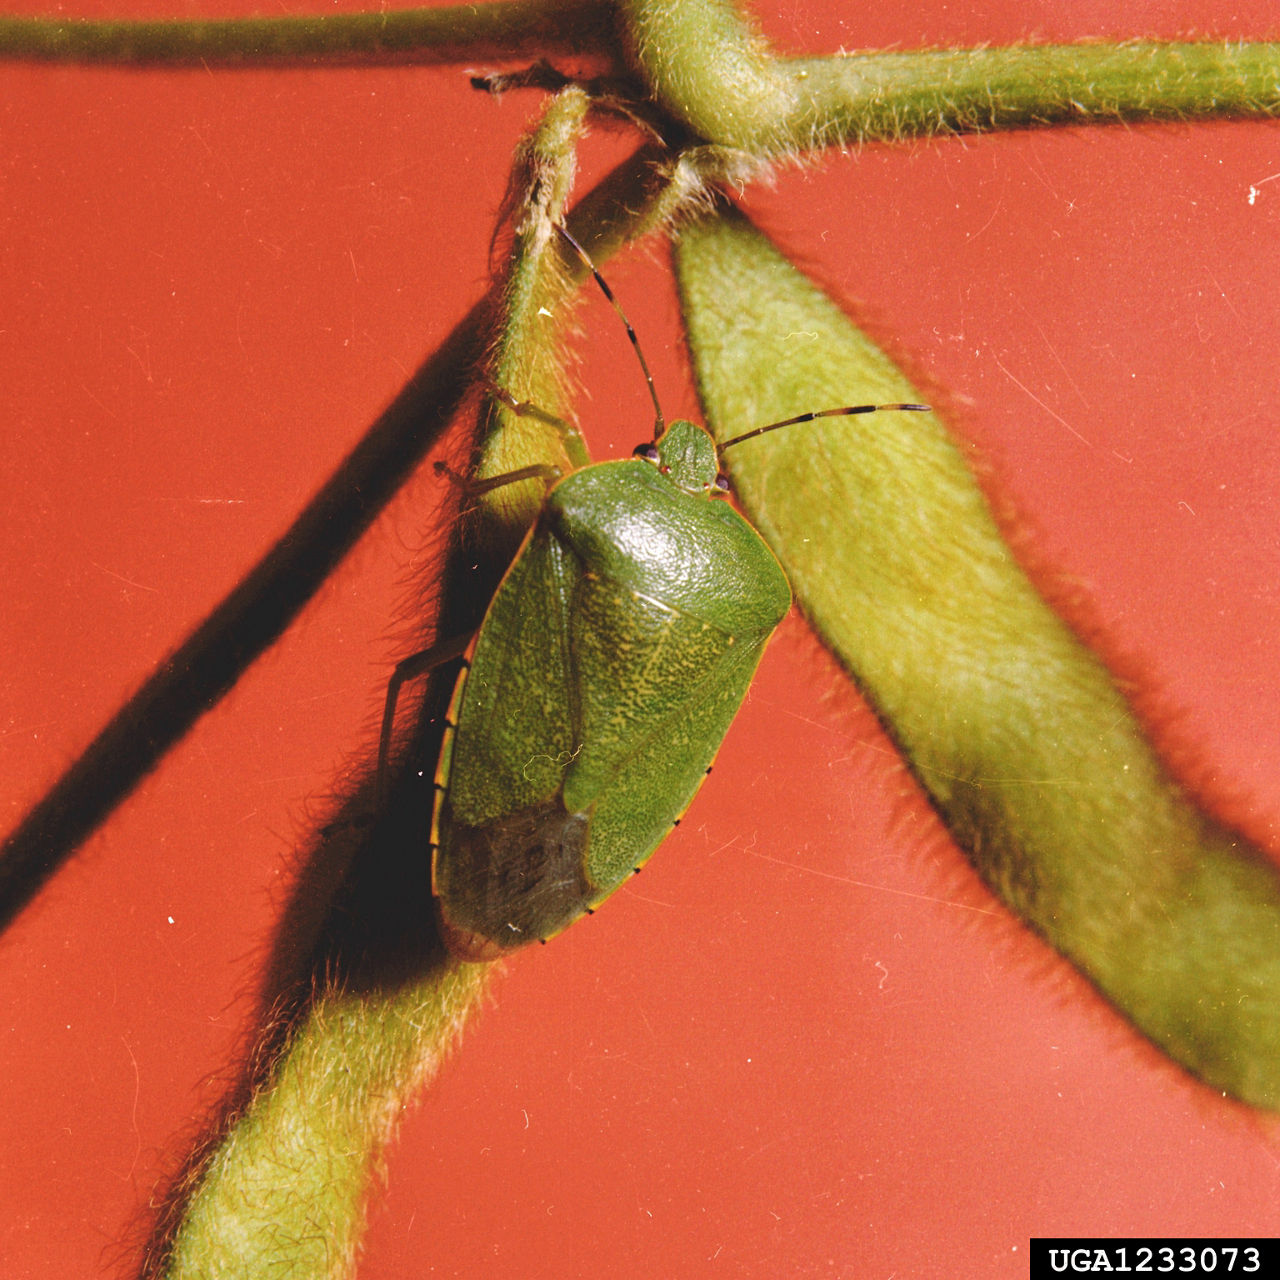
719;402;931;451
556;225;665;441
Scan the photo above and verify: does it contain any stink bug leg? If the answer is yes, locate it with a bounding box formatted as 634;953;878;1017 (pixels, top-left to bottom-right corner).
376;439;566;806
421;227;930;961
375;633;474;809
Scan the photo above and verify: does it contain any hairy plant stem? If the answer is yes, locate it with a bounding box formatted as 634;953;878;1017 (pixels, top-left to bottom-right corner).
622;0;1280;151
5;1;1279;157
788;41;1280;146
156;966;489;1280
0;0;619;66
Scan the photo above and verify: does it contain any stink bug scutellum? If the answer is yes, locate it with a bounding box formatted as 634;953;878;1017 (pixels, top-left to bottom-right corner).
388;228;927;961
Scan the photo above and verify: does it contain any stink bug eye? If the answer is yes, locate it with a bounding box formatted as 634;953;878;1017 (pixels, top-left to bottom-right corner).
405;226;930;960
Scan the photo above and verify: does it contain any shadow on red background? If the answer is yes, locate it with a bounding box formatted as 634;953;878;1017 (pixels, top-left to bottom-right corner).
4;2;1280;1276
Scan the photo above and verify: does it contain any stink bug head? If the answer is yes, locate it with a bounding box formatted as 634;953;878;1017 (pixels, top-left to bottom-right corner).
638;418;724;494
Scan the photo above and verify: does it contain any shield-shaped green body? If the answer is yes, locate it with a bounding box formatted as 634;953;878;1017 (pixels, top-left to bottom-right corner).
431;419;791;959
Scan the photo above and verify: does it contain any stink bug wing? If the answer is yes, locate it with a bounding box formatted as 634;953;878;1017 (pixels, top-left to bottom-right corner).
443;529;577;826
433;791;591;959
565;571;752;798
569;591;775;897
550;458;792;897
432;526;590;957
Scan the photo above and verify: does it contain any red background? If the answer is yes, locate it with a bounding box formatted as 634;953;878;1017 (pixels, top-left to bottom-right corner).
5;2;1280;1275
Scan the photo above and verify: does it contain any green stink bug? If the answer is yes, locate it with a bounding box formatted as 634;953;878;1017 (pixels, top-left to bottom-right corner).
419;232;926;961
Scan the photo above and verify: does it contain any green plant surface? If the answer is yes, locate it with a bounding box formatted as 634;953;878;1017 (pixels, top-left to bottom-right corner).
0;0;614;64
676;206;1280;1109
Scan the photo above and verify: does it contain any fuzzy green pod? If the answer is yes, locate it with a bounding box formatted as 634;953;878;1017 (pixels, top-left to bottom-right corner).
675;206;1280;1109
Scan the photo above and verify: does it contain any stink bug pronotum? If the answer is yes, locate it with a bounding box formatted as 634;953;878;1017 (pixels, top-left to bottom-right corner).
387;228;927;961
